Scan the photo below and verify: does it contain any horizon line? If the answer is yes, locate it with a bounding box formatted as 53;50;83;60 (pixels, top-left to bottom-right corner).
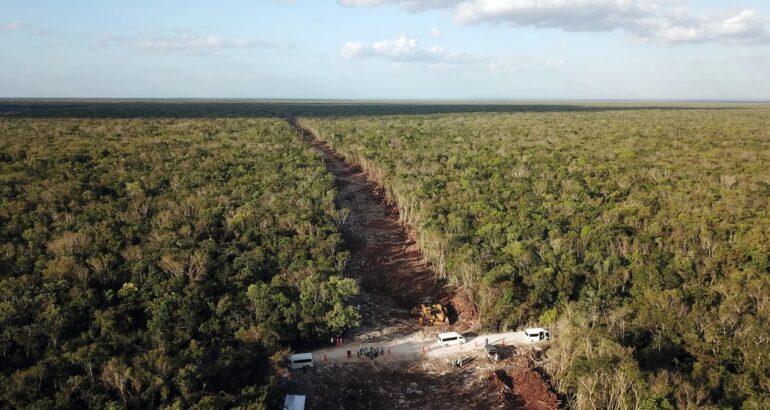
2;97;769;104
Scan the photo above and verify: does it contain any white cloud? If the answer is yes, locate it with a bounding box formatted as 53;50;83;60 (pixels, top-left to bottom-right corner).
430;26;443;37
341;35;483;64
0;21;30;32
454;0;653;31
452;0;770;44
637;9;770;44
339;0;392;5
340;41;367;59
340;35;564;73
338;0;459;12
132;35;291;52
339;0;770;45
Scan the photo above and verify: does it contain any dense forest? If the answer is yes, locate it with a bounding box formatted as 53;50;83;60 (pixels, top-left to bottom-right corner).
0;118;360;408
300;108;770;409
1;104;768;409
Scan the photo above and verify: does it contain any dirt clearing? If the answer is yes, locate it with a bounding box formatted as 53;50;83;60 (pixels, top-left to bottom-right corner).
290;359;500;409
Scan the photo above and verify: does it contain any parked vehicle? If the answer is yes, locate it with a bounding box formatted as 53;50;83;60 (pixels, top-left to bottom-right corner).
288;353;314;369
437;332;465;347
524;328;551;342
284;395;306;410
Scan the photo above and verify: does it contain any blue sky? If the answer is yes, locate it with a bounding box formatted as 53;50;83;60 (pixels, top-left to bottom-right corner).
1;0;769;99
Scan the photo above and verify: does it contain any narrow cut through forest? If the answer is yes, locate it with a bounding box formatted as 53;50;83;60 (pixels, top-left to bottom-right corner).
285;119;560;410
291;118;457;330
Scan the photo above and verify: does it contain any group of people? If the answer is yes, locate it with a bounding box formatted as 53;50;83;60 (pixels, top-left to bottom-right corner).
450;357;466;368
356;346;385;360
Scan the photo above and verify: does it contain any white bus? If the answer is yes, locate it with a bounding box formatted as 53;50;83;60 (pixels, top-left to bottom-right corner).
288;353;313;369
437;332;466;347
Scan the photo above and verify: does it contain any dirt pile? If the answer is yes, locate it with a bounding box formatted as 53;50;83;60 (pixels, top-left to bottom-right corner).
503;356;561;410
447;290;478;332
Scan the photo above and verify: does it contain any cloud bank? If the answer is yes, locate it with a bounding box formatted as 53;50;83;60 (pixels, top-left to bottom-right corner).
339;0;770;45
340;35;563;73
132;35;292;52
636;8;770;44
339;0;458;12
341;35;483;63
0;21;30;32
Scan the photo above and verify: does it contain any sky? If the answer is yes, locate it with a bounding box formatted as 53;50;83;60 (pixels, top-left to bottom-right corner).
1;0;769;99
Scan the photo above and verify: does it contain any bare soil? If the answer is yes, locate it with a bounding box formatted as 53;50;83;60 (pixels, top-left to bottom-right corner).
289;121;560;409
494;356;561;410
298;122;459;335
290;358;506;410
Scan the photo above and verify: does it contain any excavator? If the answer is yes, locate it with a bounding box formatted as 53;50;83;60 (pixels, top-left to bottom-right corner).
411;303;450;326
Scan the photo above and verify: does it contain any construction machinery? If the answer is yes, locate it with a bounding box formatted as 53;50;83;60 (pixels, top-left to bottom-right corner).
411;303;450;326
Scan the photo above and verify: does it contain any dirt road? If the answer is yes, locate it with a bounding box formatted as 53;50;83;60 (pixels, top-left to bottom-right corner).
310;331;533;364
295;119;469;334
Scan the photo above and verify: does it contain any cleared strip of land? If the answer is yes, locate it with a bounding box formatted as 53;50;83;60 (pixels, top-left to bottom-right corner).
288;120;560;409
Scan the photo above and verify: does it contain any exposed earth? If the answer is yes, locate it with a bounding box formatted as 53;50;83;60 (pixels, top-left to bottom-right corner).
283;120;561;409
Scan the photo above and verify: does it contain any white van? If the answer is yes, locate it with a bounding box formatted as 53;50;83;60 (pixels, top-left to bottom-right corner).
524;328;551;342
288;353;313;369
437;332;466;347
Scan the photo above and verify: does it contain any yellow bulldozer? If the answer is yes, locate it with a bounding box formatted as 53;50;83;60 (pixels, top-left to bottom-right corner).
411;303;450;326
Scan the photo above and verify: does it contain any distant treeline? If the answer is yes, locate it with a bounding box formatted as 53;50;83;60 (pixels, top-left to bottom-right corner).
0;118;360;408
0;100;752;119
300;108;770;409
